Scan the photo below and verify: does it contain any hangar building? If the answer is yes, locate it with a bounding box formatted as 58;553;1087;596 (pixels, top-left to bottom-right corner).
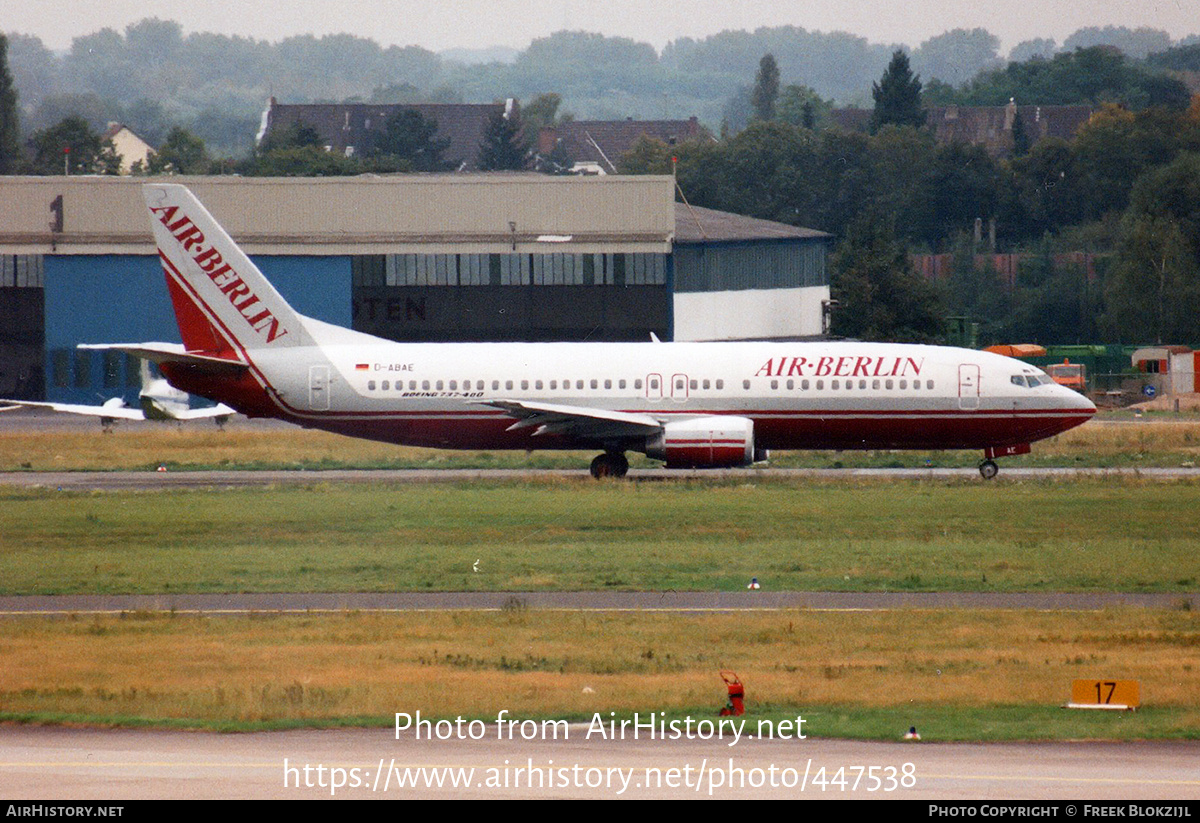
0;175;830;404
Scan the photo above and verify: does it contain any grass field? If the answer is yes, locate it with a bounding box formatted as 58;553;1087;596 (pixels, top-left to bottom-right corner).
1;415;1199;472
1;609;1195;738
1;477;1198;594
2;420;1198;739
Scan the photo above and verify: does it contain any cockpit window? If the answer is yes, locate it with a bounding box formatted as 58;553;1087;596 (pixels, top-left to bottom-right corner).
1012;373;1052;388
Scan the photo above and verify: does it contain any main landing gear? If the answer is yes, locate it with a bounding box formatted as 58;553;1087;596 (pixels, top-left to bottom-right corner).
590;451;629;479
978;459;999;480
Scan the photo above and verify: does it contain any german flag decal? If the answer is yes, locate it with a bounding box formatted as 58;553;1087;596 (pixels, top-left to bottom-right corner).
355;363;369;371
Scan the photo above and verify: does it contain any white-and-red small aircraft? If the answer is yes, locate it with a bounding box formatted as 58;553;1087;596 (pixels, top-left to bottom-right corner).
1;356;233;431
95;184;1094;477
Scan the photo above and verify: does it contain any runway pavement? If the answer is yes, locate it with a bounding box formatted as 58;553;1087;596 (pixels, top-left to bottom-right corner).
3;725;1198;799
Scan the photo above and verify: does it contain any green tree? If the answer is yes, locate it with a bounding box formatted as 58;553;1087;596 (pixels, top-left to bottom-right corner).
258;120;323;154
30;115;119;175
1010;108;1031;157
776;84;832;129
0;34;20;173
751;54;780;121
147;126;210;174
370;109;451;171
242;145;360;177
1103;153;1200;343
829;212;945;342
477;107;528;171
521;92;570;135
870;50;926;133
911;28;1000;87
922;141;1001;248
619;134;674;175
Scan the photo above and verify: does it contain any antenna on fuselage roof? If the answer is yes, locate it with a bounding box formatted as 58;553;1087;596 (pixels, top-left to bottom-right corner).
650;332;662;343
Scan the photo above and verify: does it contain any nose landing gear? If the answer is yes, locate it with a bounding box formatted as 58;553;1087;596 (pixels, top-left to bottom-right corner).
590;451;630;479
979;443;1030;479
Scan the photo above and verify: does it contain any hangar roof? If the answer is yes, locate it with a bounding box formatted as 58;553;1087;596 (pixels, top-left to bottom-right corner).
674;203;831;244
0;175;675;255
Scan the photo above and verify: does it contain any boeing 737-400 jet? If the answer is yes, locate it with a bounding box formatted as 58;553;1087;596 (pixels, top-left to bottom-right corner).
99;184;1095;478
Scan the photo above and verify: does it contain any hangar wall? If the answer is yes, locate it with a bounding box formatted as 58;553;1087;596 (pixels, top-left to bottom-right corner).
41;255;351;404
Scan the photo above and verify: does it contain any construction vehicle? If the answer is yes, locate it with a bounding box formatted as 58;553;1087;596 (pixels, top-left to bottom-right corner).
1046;359;1087;393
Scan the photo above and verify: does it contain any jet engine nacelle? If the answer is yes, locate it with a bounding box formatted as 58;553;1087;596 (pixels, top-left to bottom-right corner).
645;415;765;468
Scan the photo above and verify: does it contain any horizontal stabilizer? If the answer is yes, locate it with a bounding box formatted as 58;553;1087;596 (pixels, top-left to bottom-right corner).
78;343;248;375
0;399;145;420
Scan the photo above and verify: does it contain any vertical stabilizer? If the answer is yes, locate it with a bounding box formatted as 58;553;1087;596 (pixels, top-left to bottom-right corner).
143;184;314;356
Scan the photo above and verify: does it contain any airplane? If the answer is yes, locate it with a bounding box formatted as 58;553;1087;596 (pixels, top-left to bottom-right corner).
0;356;234;431
89;183;1095;478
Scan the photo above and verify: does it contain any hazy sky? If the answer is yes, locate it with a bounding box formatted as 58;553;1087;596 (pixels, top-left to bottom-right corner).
5;0;1199;54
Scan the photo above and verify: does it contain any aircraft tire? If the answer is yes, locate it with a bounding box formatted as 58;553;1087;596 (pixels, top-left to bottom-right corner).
590;452;629;479
979;459;999;480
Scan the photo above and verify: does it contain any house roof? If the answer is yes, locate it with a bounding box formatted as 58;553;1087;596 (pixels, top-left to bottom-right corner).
539;118;708;173
260;99;508;171
829;104;1097;155
674;203;830;244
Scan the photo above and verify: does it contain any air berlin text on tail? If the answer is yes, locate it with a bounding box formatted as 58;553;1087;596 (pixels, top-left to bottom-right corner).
152;205;288;343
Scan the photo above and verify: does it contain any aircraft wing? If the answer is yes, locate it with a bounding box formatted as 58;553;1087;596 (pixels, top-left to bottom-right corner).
0;399;146;421
479;399;662;440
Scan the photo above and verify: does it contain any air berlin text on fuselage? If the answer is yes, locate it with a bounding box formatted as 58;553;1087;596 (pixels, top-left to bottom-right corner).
755;355;923;378
151;205;288;343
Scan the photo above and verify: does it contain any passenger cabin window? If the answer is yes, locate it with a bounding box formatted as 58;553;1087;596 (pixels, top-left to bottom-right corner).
716;380;724;390
832;380;839;390
368;380;376;390
743;380;750;390
506;380;513;390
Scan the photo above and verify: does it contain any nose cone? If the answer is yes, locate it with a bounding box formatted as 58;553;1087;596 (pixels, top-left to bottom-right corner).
1066;386;1097;415
1055;385;1096;431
